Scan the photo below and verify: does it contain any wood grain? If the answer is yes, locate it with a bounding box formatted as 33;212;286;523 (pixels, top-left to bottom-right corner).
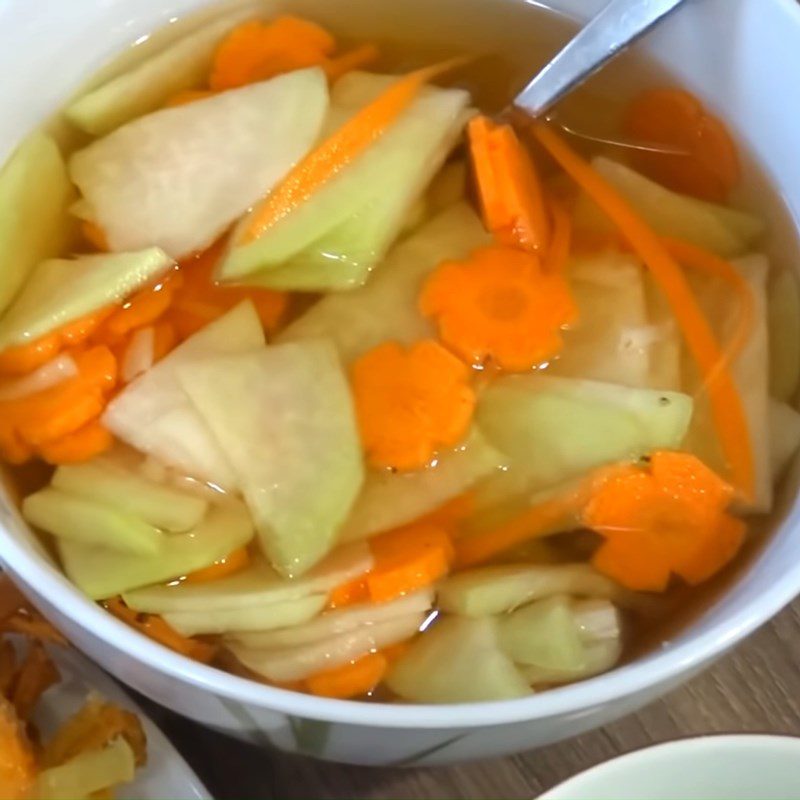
142;598;800;799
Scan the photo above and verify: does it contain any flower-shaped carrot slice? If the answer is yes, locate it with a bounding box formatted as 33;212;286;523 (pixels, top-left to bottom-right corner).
583;451;746;592
419;245;577;371
351;339;476;471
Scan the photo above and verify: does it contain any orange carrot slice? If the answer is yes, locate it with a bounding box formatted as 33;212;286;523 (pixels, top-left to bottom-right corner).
243;58;465;243
38;420;113;465
327;578;369;609
366;522;454;603
183;546;251;584
622;88;740;202
305;652;388;699
584;451;745;591
468;115;550;251
210;17;336;91
323;43;380;82
531;121;754;500
102;280;176;343
419;244;577;371
351;340;475;472
105;598;215;663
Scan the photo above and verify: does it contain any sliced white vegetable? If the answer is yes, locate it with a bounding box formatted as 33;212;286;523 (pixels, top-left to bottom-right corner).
178;340;363;576
552;251;651;388
227;588;434;649
575;157;763;258
437;564;624;617
278;203;490;362
23;488;165;556
340;430;505;542
59;502;254;599
121;326;154;383
497;595;586;670
221;73;471;286
70;68;329;258
123;542;372;614
230;611;425;682
686;254;771;511
65;11;251;136
103;301;265;488
0;353;77;401
34;737;135;800
0;132;74;316
768;267;800;401
643;273;683;391
386;616;531;703
477;374;693;493
572;598;622;643
164;593;328;637
0;248;172;350
768;399;800;479
52;460;208;532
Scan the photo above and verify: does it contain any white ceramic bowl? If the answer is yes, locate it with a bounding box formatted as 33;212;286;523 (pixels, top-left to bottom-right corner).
1;0;799;767
539;735;800;800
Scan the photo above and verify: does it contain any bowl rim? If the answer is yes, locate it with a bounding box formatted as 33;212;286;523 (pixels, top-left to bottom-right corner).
2;0;800;732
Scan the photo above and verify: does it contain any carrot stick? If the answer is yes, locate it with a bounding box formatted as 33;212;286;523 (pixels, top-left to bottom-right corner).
324;44;380;82
468;116;550;252
531;121;755;501
305;652;387;699
243;58;467;243
105;598;215;663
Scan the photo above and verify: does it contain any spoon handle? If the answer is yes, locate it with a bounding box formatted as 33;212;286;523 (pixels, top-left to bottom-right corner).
514;0;689;118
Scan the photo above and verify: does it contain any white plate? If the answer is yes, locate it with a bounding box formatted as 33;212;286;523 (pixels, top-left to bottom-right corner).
540;735;800;800
22;640;212;800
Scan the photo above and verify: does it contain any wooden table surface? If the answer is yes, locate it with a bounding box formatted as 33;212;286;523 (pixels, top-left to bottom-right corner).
141;597;800;799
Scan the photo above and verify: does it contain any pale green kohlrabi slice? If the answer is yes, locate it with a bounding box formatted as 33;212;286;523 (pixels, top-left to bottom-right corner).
477;374;693;493
278;203;490;363
65;9;253;136
575;157;763;258
178;340;364;576
386;616;532;703
767;266;800;401
769;399;800;479
220;72;472;288
0;248;173;350
102;302;265;489
0;132;74;316
69;68;329;258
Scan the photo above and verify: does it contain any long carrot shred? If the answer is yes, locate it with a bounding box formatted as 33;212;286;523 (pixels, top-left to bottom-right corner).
351;340;475;472
210;17;336;91
305;652;388;699
622;87;740;202
531;121;755;501
468;115;550;251
544;197;572;273
183;546;251;584
662;236;756;367
323;43;380;82
455;481;588;569
104;598;215;663
584;452;745;591
419;244;577;372
243;58;466;243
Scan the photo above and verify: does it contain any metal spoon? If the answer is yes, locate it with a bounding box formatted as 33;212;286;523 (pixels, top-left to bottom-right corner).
513;0;690;154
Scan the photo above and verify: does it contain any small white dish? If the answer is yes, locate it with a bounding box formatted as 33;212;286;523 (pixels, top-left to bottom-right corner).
540;735;800;800
27;641;211;800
